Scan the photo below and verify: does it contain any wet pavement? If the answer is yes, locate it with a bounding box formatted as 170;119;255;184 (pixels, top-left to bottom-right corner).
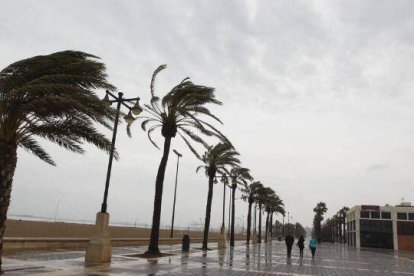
3;241;414;275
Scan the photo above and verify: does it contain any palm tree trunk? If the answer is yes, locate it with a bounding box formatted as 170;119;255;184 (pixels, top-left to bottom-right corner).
265;211;270;241
230;185;236;247
202;174;214;250
0;141;18;271
343;220;346;243
270;212;274;237
246;201;252;244
147;136;172;255
258;206;262;243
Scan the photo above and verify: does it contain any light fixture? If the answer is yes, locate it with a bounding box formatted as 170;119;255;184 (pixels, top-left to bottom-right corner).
102;93;111;106
131;99;143;115
124;110;135;124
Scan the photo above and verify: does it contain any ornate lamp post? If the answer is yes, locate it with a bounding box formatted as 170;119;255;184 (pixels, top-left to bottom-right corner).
100;91;142;213
170;149;182;238
86;90;142;263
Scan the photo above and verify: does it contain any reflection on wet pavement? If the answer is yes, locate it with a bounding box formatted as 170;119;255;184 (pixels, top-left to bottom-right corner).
3;241;414;275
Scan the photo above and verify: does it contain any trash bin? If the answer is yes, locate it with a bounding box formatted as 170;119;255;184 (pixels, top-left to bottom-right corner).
182;234;190;252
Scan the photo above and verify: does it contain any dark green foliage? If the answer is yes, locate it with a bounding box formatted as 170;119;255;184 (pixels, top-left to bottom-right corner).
313;202;328;240
0;50;116;271
0;50;116;163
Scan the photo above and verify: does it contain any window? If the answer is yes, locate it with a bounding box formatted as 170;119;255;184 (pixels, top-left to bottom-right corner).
361;211;370;218
371;212;380;219
409;213;414;221
381;212;391;219
397;213;407;220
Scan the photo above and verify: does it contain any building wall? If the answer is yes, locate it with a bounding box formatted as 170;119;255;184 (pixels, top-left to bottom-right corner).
347;205;414;251
398;236;414;251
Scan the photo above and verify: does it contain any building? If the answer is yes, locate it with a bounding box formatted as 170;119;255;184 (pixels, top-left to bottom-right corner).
346;203;414;251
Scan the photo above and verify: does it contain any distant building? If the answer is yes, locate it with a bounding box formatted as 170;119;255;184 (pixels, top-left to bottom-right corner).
346;203;414;251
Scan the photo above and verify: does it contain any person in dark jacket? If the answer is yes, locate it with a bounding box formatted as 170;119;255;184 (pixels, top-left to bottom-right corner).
297;235;305;258
285;234;294;258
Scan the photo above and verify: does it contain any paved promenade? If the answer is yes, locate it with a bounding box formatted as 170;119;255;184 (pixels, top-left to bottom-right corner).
3;240;414;275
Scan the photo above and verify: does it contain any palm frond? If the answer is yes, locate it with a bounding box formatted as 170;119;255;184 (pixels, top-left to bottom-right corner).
19;136;56;166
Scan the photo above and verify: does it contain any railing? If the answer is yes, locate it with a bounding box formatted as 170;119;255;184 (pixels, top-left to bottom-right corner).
8;213;223;233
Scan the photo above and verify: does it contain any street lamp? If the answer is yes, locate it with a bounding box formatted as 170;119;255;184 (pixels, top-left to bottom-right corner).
170;149;183;238
230;177;237;247
220;174;229;229
86;90;142;263
100;90;142;213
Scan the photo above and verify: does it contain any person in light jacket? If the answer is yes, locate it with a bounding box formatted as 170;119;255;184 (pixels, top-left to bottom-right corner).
309;237;318;258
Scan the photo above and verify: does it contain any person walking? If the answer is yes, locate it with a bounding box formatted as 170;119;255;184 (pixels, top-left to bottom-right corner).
285;234;294;258
297;235;305;258
309;237;318;258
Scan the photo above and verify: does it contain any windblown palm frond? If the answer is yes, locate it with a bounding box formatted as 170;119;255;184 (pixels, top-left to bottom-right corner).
133;65;229;159
0;50;117;165
197;142;240;177
229;166;253;188
241;181;264;203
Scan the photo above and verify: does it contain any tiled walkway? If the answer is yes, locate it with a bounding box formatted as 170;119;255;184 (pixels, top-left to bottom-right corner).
3;241;414;275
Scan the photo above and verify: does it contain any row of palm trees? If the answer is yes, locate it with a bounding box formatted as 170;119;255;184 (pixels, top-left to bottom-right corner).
241;182;285;244
320;206;349;243
0;51;286;272
133;65;286;254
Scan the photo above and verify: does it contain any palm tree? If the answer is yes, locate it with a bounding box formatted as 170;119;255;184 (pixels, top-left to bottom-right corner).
256;186;274;243
338;206;349;243
229;167;252;247
241;181;263;244
134;65;227;255
196;142;240;250
0;51;116;270
264;194;284;241
313;202;328;241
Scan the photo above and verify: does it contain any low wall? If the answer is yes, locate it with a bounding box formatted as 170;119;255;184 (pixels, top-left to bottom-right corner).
3;237;216;250
4;219;244;251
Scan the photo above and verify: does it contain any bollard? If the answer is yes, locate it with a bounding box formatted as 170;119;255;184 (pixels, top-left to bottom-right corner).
182;235;190;252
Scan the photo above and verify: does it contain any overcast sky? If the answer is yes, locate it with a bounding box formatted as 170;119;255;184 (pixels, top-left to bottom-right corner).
1;1;414;229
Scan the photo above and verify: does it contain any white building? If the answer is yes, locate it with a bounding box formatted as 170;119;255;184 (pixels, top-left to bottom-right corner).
346;203;414;251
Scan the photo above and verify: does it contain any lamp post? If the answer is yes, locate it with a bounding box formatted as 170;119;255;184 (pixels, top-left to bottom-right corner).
100;90;142;213
170;149;182;238
85;90;142;263
216;173;230;249
230;177;237;247
221;174;229;229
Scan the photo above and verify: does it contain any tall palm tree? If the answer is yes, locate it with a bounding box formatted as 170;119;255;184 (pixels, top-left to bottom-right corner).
338;206;349;243
313;202;328;241
256;186;274;243
0;51;116;270
134;65;227;255
229;167;252;247
197;142;240;250
264;194;284;241
241;181;263;244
